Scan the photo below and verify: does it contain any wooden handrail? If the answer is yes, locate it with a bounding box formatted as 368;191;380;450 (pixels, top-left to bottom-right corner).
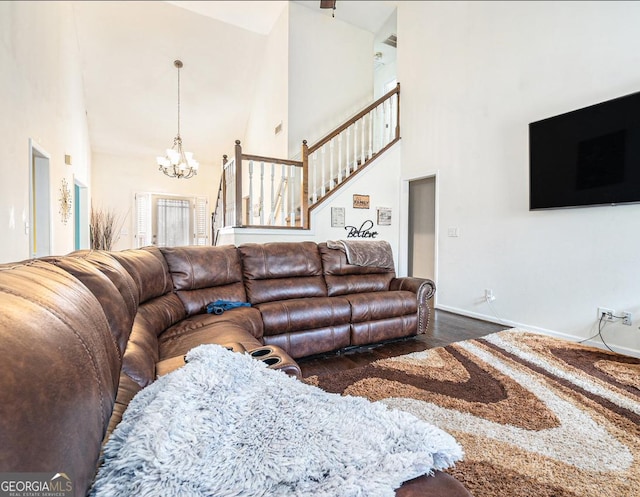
241;154;303;167
308;82;400;154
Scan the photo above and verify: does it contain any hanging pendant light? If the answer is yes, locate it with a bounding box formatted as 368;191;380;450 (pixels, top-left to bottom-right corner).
156;60;199;179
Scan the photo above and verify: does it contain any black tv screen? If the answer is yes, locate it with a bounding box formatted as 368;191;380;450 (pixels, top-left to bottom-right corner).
529;91;640;210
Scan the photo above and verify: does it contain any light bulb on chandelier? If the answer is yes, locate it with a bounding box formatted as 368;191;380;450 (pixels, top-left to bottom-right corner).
156;60;199;179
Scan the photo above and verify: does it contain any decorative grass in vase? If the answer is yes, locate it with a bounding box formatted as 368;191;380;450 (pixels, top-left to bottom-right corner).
90;206;125;251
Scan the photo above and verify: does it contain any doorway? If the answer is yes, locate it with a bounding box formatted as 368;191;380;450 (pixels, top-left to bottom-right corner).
408;176;436;279
29;140;51;258
74;180;89;250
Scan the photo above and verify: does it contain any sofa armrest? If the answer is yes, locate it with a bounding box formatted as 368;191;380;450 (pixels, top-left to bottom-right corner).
390;277;436;334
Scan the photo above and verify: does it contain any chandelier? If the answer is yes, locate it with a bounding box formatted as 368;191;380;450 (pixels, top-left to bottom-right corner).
156;60;199;179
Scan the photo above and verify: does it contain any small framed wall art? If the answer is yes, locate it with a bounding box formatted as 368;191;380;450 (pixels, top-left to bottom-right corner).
353;194;370;209
377;207;391;226
331;207;345;227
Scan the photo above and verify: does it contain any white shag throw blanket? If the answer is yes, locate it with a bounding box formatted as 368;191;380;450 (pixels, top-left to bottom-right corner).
90;345;462;497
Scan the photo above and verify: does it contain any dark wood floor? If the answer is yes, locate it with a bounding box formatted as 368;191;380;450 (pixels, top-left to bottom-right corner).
297;309;508;378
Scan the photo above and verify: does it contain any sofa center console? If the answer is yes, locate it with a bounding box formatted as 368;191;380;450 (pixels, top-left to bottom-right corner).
247;345;302;379
156;343;302;379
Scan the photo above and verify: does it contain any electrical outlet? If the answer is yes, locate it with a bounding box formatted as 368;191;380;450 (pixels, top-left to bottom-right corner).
597;307;615;322
485;289;496;302
622;312;632;326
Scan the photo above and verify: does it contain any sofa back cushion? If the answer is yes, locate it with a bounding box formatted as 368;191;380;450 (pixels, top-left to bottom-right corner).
124;293;185;387
110;246;174;304
239;242;327;304
318;242;395;296
0;261;120;497
109;247;186;388
50;251;139;357
160;245;247;316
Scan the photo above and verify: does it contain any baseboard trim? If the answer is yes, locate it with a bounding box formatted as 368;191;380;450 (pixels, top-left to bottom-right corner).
435;304;640;358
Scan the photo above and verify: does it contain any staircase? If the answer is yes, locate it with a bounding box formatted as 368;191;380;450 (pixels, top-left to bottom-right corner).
212;83;400;245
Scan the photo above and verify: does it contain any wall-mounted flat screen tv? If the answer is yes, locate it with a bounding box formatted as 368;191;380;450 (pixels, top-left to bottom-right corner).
529;91;640;210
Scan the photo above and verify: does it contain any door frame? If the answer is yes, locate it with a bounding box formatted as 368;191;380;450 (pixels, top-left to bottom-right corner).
74;178;89;250
28;138;52;258
399;171;439;304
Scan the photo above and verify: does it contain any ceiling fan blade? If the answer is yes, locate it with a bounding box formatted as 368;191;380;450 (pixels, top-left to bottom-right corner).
320;0;336;9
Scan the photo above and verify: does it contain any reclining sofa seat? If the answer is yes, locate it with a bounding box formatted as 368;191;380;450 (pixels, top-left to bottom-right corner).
158;244;264;358
318;242;421;346
239;241;352;358
237;241;431;358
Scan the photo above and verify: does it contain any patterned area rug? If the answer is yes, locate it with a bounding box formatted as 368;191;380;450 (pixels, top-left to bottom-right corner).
305;329;640;497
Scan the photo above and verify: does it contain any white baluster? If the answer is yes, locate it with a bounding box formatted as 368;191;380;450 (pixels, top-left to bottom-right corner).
337;134;343;184
280;166;286;226
345;127;351;177
321;146;326;196
353;120;358;171
312;152;318;204
290;166;296;226
380;100;391;148
224;162;230;225
329;138;335;189
259;162;264;225
248;160;254;223
368;110;373;160
376;104;382;153
270;163;275;225
391;93;399;140
229;161;234;226
360;116;365;166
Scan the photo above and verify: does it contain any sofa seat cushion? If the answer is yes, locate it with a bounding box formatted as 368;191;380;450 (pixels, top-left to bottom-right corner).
351;315;418;346
257;296;351;336
159;308;264;359
159;322;262;359
263;325;351;359
346;291;418;323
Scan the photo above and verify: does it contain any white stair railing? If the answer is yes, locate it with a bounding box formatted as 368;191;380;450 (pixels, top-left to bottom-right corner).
307;84;400;207
215;83;400;237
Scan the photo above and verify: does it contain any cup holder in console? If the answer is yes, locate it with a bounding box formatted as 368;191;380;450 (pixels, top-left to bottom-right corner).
261;356;282;367
249;347;273;358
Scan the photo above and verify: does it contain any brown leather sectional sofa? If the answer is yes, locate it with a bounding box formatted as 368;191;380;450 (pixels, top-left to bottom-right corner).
0;240;470;496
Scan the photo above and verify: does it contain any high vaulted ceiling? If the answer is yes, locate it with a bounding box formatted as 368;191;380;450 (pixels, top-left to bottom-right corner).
167;1;397;36
71;1;397;167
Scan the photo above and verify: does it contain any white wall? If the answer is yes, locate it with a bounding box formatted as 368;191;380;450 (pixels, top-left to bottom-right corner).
243;5;289;158
287;2;374;157
398;1;640;355
373;9;397;100
91;151;217;251
0;1;91;262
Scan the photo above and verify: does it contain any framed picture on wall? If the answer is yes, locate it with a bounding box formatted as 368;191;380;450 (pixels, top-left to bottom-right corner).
353;194;370;209
331;207;345;227
377;207;392;226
